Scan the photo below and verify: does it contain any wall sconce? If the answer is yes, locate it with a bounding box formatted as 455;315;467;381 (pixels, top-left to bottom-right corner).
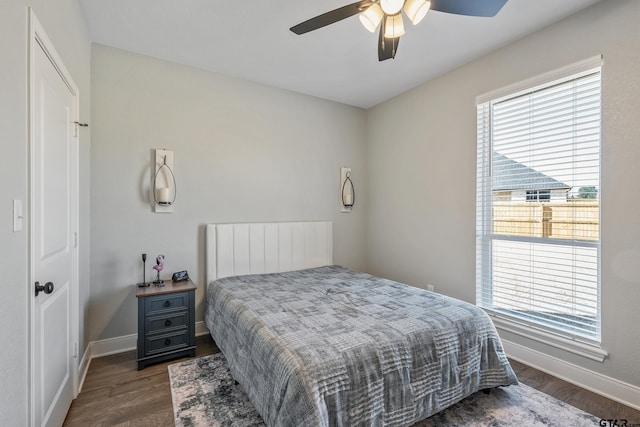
340;167;355;213
153;149;176;213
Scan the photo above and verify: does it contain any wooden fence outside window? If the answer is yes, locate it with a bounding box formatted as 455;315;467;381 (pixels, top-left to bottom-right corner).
492;200;599;241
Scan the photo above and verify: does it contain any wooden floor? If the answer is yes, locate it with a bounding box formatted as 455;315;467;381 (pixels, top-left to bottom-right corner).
64;334;640;426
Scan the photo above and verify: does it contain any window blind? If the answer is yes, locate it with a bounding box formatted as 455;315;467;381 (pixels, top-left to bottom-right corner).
476;69;601;341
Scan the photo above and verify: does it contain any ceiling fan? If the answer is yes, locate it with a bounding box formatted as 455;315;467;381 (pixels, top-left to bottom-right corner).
290;0;508;61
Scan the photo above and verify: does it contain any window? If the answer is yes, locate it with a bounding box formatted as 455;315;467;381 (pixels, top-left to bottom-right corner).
526;190;551;202
476;60;602;349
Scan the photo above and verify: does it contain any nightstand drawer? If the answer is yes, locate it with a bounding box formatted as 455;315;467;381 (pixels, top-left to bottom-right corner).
145;292;189;313
146;311;189;334
145;330;191;356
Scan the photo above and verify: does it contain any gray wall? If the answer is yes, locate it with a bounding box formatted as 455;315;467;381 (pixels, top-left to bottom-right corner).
89;45;367;341
365;0;640;387
0;0;91;424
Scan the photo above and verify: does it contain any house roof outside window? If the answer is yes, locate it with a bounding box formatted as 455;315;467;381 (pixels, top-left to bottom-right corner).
492;153;571;192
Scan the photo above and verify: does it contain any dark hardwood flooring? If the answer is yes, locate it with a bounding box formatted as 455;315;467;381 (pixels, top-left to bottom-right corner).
63;335;220;427
64;334;640;426
508;359;640;422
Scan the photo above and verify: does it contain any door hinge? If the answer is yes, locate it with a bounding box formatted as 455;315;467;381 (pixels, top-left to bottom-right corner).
73;121;88;138
73;341;78;358
73;232;78;248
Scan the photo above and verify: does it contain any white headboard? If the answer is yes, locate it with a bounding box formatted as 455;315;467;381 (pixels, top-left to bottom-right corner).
206;221;333;284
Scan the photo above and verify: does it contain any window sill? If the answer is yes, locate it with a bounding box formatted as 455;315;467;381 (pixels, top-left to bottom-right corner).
487;312;608;363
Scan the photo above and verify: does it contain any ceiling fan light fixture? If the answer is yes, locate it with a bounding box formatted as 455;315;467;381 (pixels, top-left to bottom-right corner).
384;13;405;38
380;0;405;15
289;0;507;61
404;0;431;25
359;3;384;33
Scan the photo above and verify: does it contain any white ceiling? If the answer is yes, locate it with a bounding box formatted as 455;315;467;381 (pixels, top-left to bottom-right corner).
78;0;600;109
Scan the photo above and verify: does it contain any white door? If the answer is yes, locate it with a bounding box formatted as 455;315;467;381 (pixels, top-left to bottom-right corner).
30;11;79;427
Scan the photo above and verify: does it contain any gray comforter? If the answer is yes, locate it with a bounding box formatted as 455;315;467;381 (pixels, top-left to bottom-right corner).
204;266;517;426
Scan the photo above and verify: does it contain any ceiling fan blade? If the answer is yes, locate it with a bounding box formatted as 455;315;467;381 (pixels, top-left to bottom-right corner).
290;0;374;35
430;0;508;17
378;22;400;62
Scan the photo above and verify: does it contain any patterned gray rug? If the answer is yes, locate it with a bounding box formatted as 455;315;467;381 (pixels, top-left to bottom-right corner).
168;353;599;427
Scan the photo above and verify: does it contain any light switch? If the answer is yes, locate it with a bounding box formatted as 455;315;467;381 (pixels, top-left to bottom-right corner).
13;200;23;232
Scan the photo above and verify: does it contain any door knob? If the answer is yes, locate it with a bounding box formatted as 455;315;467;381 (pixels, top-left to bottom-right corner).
35;281;54;297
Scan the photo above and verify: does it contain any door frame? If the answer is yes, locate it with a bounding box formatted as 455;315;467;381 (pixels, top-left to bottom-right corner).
28;8;80;425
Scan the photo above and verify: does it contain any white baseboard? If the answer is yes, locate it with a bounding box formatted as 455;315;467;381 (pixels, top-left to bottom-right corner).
502;338;640;411
91;333;137;358
77;321;211;394
195;320;210;337
77;345;92;394
88;321;209;360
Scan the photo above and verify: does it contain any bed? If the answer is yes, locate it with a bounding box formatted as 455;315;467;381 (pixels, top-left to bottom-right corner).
204;222;517;426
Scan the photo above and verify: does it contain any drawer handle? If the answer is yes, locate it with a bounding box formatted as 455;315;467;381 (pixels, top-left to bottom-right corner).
164;338;171;346
164;300;171;308
165;319;172;327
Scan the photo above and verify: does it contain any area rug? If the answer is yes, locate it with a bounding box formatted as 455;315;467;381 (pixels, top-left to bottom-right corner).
168;353;600;427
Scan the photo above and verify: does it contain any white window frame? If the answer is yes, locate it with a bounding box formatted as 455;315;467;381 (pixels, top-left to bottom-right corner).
476;56;607;362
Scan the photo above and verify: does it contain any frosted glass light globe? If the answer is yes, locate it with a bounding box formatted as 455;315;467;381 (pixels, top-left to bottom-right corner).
380;0;404;15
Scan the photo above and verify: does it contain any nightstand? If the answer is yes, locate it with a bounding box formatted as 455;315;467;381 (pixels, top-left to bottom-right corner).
136;279;197;370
